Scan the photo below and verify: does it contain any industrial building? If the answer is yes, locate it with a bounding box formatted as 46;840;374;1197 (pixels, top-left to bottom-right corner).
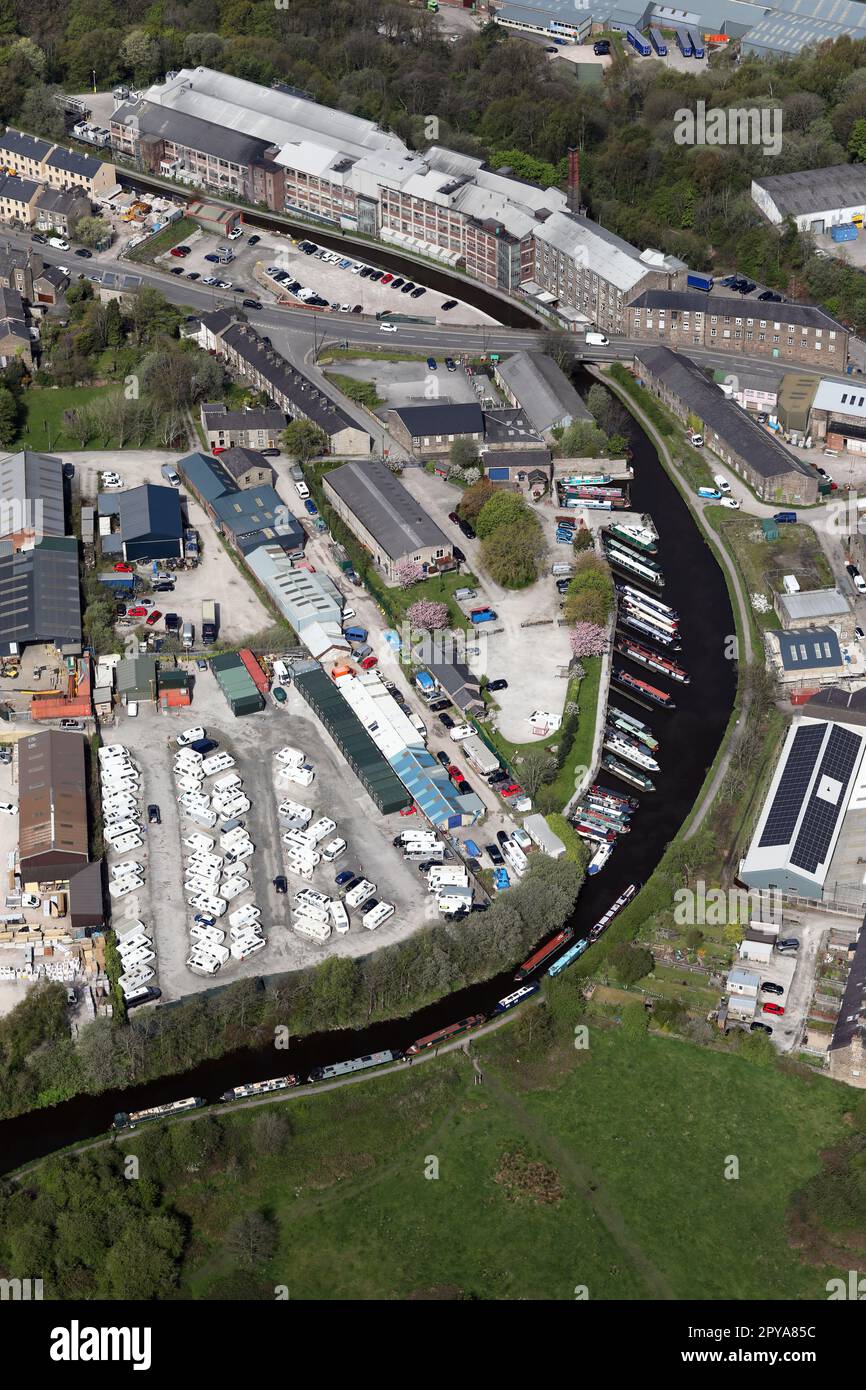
0;537;82;657
740;716;866;905
323;459;453;582
111;483;184;563
627;290;848;372
292;662;411;814
210;650;266;716
176;450;305;558
0;449;65;544
634;346;819;504
807;379;866;453
774;588;852;634
244;547;349;660
493;351;593;438
752;164;866;234
387;403;484;458
17;729;90;884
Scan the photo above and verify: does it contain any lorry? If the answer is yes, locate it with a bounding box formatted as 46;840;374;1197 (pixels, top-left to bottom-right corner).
202;601;217;644
182;621;194;649
686;272;714;292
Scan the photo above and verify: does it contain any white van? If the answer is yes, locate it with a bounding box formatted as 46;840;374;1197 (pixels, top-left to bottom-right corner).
585;330;609;346
321;837;347;863
329;899;349;934
362;901;394;931
713;474;731;494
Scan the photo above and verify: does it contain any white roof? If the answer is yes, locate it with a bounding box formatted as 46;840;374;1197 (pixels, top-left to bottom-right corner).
335;670;423;757
812;378;866;419
534;211;663;293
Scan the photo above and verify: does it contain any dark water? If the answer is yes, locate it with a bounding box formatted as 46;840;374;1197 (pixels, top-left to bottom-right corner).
0;386;736;1172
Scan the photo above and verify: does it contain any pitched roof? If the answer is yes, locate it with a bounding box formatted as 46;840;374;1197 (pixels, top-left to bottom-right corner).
44;146;104;178
325;459;450;560
390;402;483;437
0;536;81;653
219;445;275;483
219;322;359;438
777;588;850;622
0;448;64;539
495;351;593;432
630;288;845;333
0;127;54;162
829;921;866;1052
118;483;183;541
753;163;866;217
772;626;843;671
635;345;816;482
18;729;89;873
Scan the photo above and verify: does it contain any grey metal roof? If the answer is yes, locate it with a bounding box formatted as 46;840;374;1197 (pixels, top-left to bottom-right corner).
777;588;850;622
218;445;276;483
535;210;682;290
630;288;844;332
495;351;592;433
177;450;233;505
326;460;450;561
0;449;65;539
118;483;182;541
743;13;860;53
113;97;270;166
390;403;483;438
635;345;818;482
0;536;81;653
773;626;842;671
829;919;866;1052
428;662;484;711
752;164;866;218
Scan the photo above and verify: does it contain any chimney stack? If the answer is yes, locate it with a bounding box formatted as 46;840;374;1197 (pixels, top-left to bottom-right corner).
567;147;580;214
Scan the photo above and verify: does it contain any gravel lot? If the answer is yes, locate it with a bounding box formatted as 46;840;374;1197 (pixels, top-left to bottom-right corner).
72;450;271;644
113;673;435;1001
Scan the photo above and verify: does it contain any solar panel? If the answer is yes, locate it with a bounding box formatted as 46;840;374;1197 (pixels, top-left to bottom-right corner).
790;726;863;873
758;723;825;847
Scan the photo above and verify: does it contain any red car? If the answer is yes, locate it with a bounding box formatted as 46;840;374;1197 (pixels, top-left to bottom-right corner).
113;562;133;573
446;764;462;779
127;606;147;618
500;783;522;798
381;273;393;284
145;609;162;626
399;804;417;817
762;1002;785;1016
212;446;226;455
170;246;190;257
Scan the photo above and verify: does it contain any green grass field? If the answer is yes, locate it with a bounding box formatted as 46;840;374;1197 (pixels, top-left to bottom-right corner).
710;515;833;631
12;385;135;451
134;1021;848;1300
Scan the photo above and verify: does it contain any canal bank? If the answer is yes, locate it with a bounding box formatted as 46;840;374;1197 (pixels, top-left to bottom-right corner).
0;379;738;1173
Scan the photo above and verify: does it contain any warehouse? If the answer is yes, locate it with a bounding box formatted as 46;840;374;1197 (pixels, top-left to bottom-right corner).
751;164;866;233
808;379;866;453
0;537;82;657
116;483;184;562
18;729;89;883
323;459;453;582
244;547;348;660
210;651;265;716
0;448;65;544
292;663;411;814
739;716;866;902
387;403;484;458
115;654;159;705
493;351;593;438
493;0;592;40
634;346;819;504
774;588;852;634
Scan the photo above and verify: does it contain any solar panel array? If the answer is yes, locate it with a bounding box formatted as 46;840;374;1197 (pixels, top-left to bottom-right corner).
758;723;825;848
790;726;863;873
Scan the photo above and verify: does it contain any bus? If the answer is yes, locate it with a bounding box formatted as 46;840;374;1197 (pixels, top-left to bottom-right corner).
688;28;705;58
649;27;667;55
675;29;693;56
625;26;652;56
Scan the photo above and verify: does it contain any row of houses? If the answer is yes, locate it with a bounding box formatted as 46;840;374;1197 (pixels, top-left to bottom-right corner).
0;129;116;236
193;308;371;455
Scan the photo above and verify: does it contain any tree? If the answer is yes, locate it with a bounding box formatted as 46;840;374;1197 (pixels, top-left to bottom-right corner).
282;420;328;462
518;748;556;797
225;1211;278;1269
250;1111;292;1155
120;28;161;84
407;599;449;630
70;215;110;249
564;588;611;627
572;527;593;553
18;84;66;140
559;419;609;457
541;332;574;371
459;477;498;523
0;385;19;447
481;521;544;587
849;117;866;161
569;622;607;658
476;490;528;538
450;436;480;469
609;943;654;987
394;557;424;588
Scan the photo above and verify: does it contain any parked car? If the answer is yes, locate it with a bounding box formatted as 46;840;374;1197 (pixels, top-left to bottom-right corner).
427;356;437;370
444;357;457;371
438;712;455;729
488;679;508;692
500;783;522;798
429;699;450;712
335;869;355;886
762;1002;785;1016
74;248;92;258
186;271;200;280
761;981;784;996
750;1022;773;1035
273;875;288;894
442;300;457;311
147;804;161;824
145;609;162;626
486;843;505;866
304;498;318;516
242;298;263;310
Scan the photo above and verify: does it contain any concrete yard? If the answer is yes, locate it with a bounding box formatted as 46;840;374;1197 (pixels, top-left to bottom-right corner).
112;674;435;1002
322;355;484;413
70;450;271;644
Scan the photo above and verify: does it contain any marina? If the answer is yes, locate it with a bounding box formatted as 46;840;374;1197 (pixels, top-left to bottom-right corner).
614;636;690;684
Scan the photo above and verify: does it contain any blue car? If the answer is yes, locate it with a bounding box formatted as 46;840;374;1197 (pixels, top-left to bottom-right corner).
304;498;318;516
193;912;217;928
335;868;355;886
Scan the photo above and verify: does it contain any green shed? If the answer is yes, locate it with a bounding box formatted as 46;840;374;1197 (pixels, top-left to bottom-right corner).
761;518;779;541
210;651;265;717
293;666;410;813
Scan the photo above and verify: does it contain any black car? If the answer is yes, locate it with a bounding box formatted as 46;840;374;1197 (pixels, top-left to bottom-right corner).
147;804;161;824
186;271;200;280
352;304;363;313
261;448;281;457
115;602;126;616
442;300;457;310
262;336;271;346
401;281;416;294
457;517;476;540
63;462;75;480
273;875;288;894
429;698;450;712
31;232;46;244
247;234;260;246
444;357;457;371
391;277;404;289
342;875;363;893
170;266;184;274
488;770;509;785
436;750;451;768
359;266;372;278
593;39;610;54
438;712;455;729
242;299;263;310
486;843;505;866
74;248;92;258
369;270;383;281
488;679;508;692
761;981;784;995
411;286;426;298
777;937;800;952
750;1022;773;1035
453;545;466;564
189;738;218;755
757;290;783;302
847;563;859;578
152;581;175;593
496;830;511;847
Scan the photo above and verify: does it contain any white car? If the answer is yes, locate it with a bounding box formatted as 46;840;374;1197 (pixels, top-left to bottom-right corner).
176;727;206;746
100;472;124;489
295;481;310;499
202;276;218;286
855;574;866;595
690;432;704;447
0;801;17;815
720;497;741;509
379;322;398;333
228;227;243;240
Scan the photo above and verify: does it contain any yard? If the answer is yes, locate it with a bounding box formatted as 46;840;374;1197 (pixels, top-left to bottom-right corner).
11;385;147;452
710;514;834;631
126;217;199;264
484;659;601;810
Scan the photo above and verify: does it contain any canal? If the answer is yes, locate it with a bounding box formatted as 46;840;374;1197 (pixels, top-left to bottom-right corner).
0;379;737;1172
